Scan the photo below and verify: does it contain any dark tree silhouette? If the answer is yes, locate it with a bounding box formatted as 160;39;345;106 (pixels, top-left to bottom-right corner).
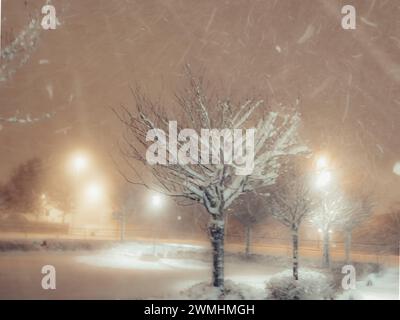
0;158;43;219
230;192;270;258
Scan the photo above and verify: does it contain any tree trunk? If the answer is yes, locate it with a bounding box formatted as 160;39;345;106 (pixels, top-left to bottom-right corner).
345;231;352;264
322;230;330;268
292;228;299;280
209;217;225;293
245;225;251;258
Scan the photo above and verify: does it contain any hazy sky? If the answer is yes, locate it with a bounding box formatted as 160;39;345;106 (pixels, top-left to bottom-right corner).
0;0;399;211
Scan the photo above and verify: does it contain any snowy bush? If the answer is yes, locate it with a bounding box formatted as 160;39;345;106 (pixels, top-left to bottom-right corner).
180;280;264;300
266;269;335;300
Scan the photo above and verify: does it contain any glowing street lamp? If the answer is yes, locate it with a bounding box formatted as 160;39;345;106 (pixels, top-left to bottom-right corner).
150;192;164;256
313;155;337;268
84;182;104;204
70;153;89;175
151;194;163;209
316;156;328;170
315;170;332;189
393;161;400;176
314;155;333;189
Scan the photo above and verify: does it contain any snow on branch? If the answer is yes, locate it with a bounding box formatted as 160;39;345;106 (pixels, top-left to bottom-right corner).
310;186;353;232
0;17;41;83
338;191;374;232
115;68;309;218
229;191;270;227
269;168;314;232
0;111;55;126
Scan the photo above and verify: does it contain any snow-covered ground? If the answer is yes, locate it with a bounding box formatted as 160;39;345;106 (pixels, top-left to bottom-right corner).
337;268;399;300
0;241;398;299
0;242;283;299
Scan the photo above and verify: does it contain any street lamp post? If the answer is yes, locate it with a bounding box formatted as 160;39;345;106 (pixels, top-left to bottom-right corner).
113;210;126;242
314;155;334;268
150;193;163;256
67;152;90;231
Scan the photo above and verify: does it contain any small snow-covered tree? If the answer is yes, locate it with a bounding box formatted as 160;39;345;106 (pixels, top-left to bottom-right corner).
311;187;350;268
115;68;308;293
230;192;270;258
269;167;314;280
339;192;374;264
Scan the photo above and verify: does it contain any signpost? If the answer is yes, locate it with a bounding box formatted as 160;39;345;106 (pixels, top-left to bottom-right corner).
113;211;126;242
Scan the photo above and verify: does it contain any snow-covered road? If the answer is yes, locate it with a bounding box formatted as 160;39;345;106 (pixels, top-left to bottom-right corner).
0;248;282;299
0;242;397;299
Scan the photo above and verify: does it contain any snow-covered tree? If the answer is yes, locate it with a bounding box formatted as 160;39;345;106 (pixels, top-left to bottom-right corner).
115;68;308;293
311;187;350;268
339;192;374;264
269;167;314;280
229;192;270;258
